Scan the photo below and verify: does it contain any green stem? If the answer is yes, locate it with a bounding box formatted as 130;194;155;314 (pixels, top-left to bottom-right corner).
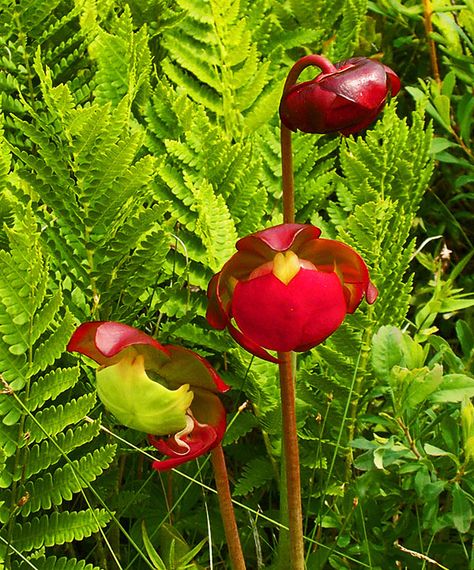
278;351;305;569
210;445;246;570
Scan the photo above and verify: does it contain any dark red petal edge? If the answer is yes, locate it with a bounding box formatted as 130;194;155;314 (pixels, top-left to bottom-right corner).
227;321;280;364
67;321;168;364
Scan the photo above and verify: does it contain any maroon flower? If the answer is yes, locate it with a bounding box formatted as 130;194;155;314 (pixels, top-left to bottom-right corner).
279;55;401;135
67;322;229;471
206;224;377;362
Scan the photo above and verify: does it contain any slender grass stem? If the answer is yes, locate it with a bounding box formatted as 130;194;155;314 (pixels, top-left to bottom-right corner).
278;351;305;569
210;445;247;570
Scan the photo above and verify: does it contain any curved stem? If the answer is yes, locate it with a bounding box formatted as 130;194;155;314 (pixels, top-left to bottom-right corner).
278;351;305;569
280;54;336;225
282;55;337;96
210;445;247;570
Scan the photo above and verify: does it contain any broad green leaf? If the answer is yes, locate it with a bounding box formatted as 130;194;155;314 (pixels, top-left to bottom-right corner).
452;483;472;533
430;374;474;403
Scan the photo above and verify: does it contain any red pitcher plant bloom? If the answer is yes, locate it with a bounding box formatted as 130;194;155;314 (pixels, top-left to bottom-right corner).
67;322;229;470
206;224;378;362
279;55;401;135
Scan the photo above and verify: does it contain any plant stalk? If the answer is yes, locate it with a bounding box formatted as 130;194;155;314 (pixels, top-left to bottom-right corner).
278;351;305;569
281;124;295;224
422;0;441;84
210;445;246;570
280;54;336;225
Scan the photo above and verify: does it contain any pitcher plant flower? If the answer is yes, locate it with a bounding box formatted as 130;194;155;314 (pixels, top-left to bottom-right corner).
67;321;229;470
206;224;378;362
279;55;401;135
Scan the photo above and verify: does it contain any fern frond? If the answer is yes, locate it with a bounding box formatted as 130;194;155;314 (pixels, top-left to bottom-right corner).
26;368;80;413
30;309;76;376
12;509;112;552
21;445;116;516
233;457;275;496
192;180;238;273
13;556;102;570
89;6;152;108
23;420;102;480
26;394;97;444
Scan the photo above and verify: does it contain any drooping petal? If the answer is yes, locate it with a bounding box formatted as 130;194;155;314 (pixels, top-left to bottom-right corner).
232;269;346;352
301;238;375;312
161;345;229;393
384;65;401;96
206;273;230;330
227;320;280;363
67;321;170;368
279;82;337;133
321;58;388;110
149;390;226;471
96;354;193;434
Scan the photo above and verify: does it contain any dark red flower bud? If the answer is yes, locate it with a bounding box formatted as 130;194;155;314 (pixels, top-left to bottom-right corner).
206;224;378;363
279;55;401;136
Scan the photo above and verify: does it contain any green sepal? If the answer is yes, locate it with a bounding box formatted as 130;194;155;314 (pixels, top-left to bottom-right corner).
96;355;193;434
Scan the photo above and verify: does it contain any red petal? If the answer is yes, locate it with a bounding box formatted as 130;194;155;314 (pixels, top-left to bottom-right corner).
161;345;230;393
321;59;388;110
206;273;229;330
384;65;401;96
149;392;226;471
67;321;169;365
227;321;280;363
237;224;321;253
232;269;346;352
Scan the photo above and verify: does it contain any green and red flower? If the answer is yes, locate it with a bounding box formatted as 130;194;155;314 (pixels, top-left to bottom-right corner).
206;224;377;362
67;322;228;470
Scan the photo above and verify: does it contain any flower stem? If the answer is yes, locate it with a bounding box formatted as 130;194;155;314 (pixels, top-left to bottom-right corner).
278;351;305;569
422;0;441;84
280;54;335;225
281;124;295;224
210;445;246;570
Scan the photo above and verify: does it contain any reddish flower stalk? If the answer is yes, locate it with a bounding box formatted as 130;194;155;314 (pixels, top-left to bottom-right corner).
211;445;247;570
278;351;305;569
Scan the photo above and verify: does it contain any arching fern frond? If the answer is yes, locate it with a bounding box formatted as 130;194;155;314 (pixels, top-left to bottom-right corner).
0;206;114;566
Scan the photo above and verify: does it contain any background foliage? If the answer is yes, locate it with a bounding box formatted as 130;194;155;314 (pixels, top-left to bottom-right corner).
0;0;473;568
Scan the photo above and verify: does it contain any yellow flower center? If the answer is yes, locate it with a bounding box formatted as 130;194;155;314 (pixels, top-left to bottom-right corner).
272;251;302;285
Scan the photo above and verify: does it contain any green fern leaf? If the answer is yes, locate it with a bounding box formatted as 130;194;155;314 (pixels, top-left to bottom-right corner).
21;445;116;516
26;367;80;413
191;180;238;272
234;457;275;496
13;556;102;570
30;309;76;376
26;394;97;443
12;509;112;552
23;420;102;479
